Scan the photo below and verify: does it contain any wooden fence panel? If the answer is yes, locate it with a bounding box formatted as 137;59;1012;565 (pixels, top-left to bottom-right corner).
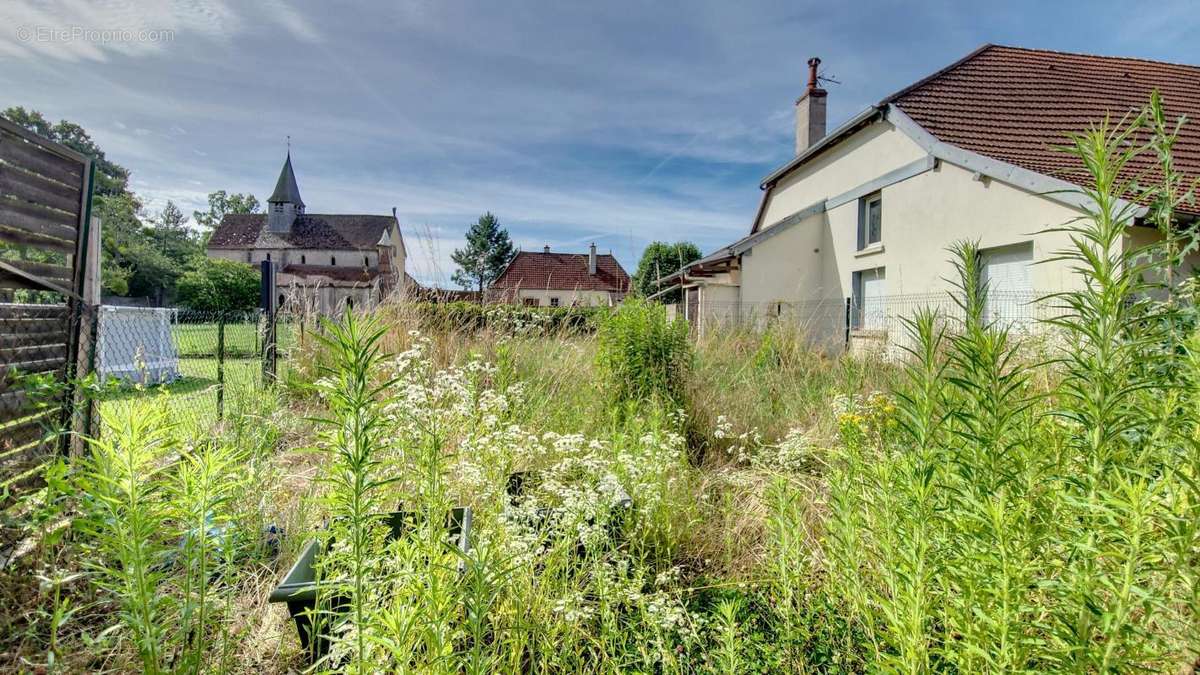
0;116;93;509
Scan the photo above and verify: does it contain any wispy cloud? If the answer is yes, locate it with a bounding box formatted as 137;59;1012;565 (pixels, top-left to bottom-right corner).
4;0;1200;286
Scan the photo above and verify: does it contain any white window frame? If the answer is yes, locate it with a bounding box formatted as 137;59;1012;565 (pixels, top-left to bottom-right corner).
549;297;560;307
858;192;882;250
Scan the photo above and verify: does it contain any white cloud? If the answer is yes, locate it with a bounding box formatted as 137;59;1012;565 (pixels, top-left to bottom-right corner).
257;0;322;43
0;0;324;63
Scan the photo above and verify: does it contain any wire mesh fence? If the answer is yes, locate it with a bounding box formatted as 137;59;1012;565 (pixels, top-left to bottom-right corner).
687;291;1066;356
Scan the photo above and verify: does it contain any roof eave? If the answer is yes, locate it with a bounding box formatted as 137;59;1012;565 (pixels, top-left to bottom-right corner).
759;105;885;188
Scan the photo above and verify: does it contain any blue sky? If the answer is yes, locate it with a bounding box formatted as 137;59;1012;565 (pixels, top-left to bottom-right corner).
3;0;1199;286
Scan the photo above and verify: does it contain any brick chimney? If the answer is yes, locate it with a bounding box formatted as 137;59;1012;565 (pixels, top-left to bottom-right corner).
795;57;827;155
588;242;597;275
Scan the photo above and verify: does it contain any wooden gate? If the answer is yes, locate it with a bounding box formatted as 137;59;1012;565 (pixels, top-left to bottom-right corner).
0;116;95;504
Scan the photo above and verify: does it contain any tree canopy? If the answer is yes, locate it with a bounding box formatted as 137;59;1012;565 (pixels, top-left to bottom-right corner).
175;258;260;311
451;212;516;292
632;241;702;303
193;190;261;245
2;106;257;304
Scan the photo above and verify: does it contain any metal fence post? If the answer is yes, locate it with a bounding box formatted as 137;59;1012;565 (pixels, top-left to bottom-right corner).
217;313;225;420
261;261;277;385
844;296;852;348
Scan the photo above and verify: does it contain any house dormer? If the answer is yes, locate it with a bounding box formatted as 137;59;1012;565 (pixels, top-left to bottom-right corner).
266;152;305;234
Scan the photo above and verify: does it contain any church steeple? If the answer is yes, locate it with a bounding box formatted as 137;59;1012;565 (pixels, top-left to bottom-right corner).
266;151;304;234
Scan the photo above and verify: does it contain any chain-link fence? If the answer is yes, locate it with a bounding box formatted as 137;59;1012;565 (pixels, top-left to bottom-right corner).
2;303;312;456
84;306;322;439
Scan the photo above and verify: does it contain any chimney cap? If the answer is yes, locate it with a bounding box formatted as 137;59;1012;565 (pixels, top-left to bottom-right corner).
543;244;550;253
805;57;825;94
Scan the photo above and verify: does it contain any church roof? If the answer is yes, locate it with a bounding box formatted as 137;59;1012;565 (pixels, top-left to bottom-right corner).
267;153;305;206
208;213;394;250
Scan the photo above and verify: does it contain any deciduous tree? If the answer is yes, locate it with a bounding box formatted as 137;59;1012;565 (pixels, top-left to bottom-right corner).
632;241;701;303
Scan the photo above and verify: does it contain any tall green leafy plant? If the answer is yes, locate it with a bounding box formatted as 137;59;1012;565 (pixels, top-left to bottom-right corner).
1043;109;1177;670
312;309;396;672
821;100;1200;671
78;402;175;674
169;440;246;673
595;298;691;413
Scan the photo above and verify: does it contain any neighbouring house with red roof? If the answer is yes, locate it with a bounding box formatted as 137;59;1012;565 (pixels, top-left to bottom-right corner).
489;244;631;307
655;45;1200;347
207;153;411;313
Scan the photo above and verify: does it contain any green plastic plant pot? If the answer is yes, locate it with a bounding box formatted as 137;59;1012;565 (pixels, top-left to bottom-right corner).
268;507;473;662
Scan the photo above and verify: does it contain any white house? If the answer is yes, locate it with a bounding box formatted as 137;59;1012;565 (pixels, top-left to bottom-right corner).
657;45;1200;347
488;244;631;307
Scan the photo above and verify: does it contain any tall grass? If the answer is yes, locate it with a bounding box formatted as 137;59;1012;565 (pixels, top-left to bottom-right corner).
15;95;1200;674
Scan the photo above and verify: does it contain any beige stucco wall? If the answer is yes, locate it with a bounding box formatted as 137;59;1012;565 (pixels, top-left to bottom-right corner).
741;119;1093;313
758;121;928;229
1124;224;1200;290
694;283;739;335
739;210;827;306
512;288;619;307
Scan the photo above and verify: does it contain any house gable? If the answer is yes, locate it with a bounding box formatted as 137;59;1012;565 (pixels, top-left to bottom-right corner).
755;119;929;234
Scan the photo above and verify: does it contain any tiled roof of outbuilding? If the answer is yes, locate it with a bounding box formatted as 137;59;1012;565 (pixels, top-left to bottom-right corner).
491;251;630;292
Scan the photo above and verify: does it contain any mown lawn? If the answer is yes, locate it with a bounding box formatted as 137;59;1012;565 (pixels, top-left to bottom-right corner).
95;356;264;439
171;321;299;358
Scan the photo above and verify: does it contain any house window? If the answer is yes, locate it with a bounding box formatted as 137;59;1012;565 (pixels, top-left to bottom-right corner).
363;255;369;267
266;253;271;261
300;255;306;264
550;297;560;307
273;203;282;213
331;256;336;266
852;267;886;330
858;192;882;250
523;298;538;307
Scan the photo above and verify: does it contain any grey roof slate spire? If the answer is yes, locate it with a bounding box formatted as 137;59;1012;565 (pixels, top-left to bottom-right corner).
267;152;305;207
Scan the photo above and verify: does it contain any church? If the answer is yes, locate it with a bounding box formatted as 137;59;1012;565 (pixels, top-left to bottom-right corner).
206;153;409;313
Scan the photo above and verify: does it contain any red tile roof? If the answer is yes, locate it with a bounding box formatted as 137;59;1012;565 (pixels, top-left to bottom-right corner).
886;45;1200;205
491;251;630;292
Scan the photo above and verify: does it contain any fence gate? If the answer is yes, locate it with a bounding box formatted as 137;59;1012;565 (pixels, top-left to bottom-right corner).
0;116;94;508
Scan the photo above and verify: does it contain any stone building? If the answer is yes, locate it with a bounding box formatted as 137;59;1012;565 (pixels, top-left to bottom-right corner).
206;153;409;313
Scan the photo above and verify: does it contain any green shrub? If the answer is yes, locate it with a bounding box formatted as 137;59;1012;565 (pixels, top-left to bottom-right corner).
176;258;259;311
410;301;609;335
595;298;691;411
